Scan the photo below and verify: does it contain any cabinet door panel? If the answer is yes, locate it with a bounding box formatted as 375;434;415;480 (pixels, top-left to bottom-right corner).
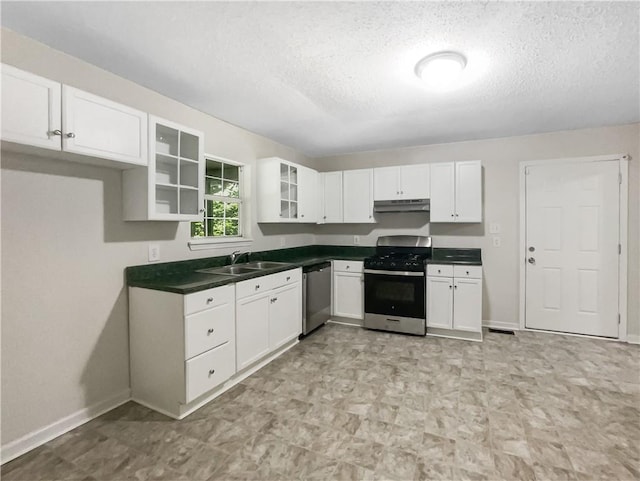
236;294;270;371
321;172;343;223
455;161;482;222
373;166;400;200
333;272;363;319
429;162;455;222
269;283;301;351
400;164;430;199
62;86;147;166
453;279;482;332
1;64;62;150
426;277;453;329
343;169;374;223
298;165;318;223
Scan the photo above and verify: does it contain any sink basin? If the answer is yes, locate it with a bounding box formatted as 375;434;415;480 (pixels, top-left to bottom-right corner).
242;261;291;270
198;266;260;275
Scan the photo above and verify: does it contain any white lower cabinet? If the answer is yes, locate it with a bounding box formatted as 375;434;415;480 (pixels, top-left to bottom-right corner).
129;284;236;418
236;268;302;371
427;264;482;340
332;261;364;319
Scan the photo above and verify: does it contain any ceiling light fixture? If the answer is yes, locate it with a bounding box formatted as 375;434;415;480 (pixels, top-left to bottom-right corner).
415;51;467;89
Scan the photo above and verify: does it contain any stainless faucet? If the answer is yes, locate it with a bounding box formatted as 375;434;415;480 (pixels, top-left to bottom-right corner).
230;250;251;264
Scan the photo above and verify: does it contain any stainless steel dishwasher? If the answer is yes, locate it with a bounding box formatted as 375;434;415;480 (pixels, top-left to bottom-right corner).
302;261;332;335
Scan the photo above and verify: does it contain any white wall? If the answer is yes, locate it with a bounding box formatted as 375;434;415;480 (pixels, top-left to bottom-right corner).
0;28;314;449
313;124;640;336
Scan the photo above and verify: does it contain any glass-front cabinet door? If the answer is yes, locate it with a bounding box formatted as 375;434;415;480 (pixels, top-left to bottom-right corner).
150;116;203;220
279;163;298;220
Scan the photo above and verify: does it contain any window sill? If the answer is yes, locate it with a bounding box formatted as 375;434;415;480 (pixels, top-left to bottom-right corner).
188;237;253;251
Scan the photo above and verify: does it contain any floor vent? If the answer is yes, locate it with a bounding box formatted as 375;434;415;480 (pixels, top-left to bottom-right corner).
488;328;515;335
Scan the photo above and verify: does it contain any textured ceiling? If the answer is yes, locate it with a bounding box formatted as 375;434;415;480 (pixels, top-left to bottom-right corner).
2;1;639;157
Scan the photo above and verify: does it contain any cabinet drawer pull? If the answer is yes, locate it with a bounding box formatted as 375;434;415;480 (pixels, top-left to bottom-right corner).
286;276;291;281
207;328;214;335
206;297;214;303
66;132;76;138
50;129;62;136
255;284;260;290
270;297;278;303
208;369;215;376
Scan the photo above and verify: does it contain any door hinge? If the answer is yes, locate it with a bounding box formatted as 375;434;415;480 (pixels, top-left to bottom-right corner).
618;244;622;255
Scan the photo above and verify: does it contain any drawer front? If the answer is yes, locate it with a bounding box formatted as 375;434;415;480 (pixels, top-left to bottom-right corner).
269;268;302;289
427;264;454;278
333;260;364;273
185;302;234;360
184;284;234;316
453;265;482;279
185;341;235;403
236;275;275;300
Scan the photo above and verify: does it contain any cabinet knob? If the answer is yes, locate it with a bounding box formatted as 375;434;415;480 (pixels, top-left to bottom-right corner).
397;191;400;195
206;297;214;303
449;285;452;289
301;214;304;217
208;369;215;376
438;269;441;273
207;328;214;335
200;208;205;213
346;266;350;269
255;284;260;290
50;129;62;136
455;213;459;217
286;276;291;281
451;214;454;217
454;285;458;289
466;271;469;275
66;132;76;139
271;297;278;303
401;191;404;194
323;216;327;219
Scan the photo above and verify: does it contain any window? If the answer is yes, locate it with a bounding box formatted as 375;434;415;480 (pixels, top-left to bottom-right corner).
191;156;243;238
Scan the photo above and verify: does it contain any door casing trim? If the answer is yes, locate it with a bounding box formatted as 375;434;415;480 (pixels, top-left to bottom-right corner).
518;154;629;341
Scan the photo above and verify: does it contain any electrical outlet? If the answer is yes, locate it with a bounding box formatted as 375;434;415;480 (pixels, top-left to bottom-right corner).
280;237;286;247
492;236;501;248
489;223;501;234
148;244;160;262
354;235;360;245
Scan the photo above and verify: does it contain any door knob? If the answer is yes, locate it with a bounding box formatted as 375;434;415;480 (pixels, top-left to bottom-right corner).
527;257;536;264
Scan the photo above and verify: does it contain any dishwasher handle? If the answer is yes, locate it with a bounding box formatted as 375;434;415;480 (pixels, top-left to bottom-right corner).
302;273;307;324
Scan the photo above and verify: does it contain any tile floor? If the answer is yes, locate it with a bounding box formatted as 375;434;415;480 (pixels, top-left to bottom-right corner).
2;323;639;481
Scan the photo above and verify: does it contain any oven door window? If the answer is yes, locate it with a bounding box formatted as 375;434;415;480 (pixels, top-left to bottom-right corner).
364;273;425;319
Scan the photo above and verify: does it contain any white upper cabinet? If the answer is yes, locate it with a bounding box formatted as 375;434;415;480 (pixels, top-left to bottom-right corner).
319;171;343;224
123;116;203;221
298;165;318;223
343;169;375;223
257;157;317;223
1;64;148;168
430;160;482;223
373;164;430;201
62;86;147;166
1;64;61;150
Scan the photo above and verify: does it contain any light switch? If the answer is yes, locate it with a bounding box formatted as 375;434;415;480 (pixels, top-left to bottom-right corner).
148;244;160;262
492;236;501;247
489;223;501;234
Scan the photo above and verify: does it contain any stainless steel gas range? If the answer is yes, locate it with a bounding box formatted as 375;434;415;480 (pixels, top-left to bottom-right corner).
363;235;431;335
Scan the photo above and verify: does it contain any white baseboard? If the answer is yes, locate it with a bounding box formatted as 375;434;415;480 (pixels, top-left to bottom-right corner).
482;320;519;331
626;334;640;344
1;388;131;465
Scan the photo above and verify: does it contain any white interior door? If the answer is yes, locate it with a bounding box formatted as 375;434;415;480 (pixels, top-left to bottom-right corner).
525;161;620;337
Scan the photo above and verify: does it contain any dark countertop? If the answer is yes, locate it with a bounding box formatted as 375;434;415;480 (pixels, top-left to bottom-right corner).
126;245;372;294
426;248;482;266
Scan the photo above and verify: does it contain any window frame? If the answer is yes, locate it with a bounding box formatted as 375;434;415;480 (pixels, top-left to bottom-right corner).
188;154;252;250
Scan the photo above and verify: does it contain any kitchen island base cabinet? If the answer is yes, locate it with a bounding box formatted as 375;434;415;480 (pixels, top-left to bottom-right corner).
426;264;482;341
235;268;302;372
129;284;236;419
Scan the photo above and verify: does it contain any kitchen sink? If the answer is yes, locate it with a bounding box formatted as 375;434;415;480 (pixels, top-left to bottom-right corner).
241;261;291;269
198;266;260;275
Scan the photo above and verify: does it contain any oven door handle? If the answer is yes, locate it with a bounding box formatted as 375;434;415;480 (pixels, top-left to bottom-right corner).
364;269;425;277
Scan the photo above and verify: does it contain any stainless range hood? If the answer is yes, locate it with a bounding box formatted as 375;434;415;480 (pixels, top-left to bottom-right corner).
373;198;430;213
